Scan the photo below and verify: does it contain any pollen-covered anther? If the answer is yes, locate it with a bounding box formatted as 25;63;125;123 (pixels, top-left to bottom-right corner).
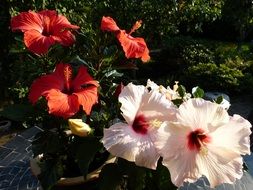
149;119;162;128
199;145;208;156
158;85;164;93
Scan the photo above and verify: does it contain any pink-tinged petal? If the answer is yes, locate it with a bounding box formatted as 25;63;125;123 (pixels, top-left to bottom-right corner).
74;85;98;115
45;89;79;118
155;122;201;186
102;122;159;169
177;98;229;132
11;11;43;32
101;16;120;32
24;30;55;54
209;114;251;156
197;154;243;188
119;83;146;125
140;90;177;122
117;30;150;62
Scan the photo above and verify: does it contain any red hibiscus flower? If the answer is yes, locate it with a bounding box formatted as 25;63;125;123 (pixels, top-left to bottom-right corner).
11;10;79;55
101;16;150;62
29;63;99;118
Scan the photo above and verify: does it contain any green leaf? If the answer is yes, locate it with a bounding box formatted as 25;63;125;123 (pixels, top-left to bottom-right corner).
177;85;186;98
32;131;62;157
153;160;177;190
38;158;64;190
75;137;103;176
104;69;123;78
118;158;146;190
171;98;183;107
192;86;204;98
98;163;123;190
0;104;34;121
70;55;90;67
103;45;118;56
215;95;223;104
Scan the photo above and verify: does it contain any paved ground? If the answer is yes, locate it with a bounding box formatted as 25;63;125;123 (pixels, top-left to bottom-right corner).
0;94;253;190
0;126;42;190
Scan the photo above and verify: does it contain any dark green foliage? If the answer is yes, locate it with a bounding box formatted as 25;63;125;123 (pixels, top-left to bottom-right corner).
98;163;123;190
137;36;253;94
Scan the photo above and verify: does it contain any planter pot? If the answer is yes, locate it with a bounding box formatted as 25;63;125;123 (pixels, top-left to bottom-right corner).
30;154;116;188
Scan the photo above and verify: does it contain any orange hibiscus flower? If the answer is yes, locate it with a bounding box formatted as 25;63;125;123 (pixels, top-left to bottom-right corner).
29;63;99;118
101;16;150;62
11;10;79;55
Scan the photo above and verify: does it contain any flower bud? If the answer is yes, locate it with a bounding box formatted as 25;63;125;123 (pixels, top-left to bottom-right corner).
68;119;91;137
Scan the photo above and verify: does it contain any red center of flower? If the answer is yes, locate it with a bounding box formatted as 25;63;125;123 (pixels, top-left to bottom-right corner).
42;16;52;36
132;114;149;134
187;129;210;151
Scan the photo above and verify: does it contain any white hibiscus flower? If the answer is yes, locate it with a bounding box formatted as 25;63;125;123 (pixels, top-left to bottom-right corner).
155;98;251;187
102;82;177;169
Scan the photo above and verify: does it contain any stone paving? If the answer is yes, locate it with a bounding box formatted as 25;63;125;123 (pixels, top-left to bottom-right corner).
0;94;253;190
0;126;42;190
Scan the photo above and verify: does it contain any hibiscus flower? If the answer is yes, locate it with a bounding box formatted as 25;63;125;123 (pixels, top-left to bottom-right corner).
29;63;99;118
101;16;150;62
102;82;176;169
11;10;79;55
155;98;251;188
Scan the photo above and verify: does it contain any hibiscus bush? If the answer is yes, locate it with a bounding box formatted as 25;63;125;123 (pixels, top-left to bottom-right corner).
2;7;253;190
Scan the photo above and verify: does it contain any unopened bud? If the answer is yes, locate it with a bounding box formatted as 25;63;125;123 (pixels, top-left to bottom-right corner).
68;119;91;137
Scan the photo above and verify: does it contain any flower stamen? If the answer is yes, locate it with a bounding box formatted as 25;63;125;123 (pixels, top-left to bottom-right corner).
63;65;72;92
129;20;142;35
149;119;162;128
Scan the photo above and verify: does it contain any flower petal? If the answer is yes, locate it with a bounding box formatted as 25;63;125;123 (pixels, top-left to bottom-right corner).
68;119;91;137
140;89;177;122
119;83;146;125
71;66;99;115
24;29;55;54
155;99;251;188
52;30;77;47
71;66;99;89
45;89;79;118
11;11;43;32
177;98;229;132
101;16;120;32
74;85;98;115
209;114;251;156
117;30;150;62
197;154;244;188
102;122;160;169
28;64;65;104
